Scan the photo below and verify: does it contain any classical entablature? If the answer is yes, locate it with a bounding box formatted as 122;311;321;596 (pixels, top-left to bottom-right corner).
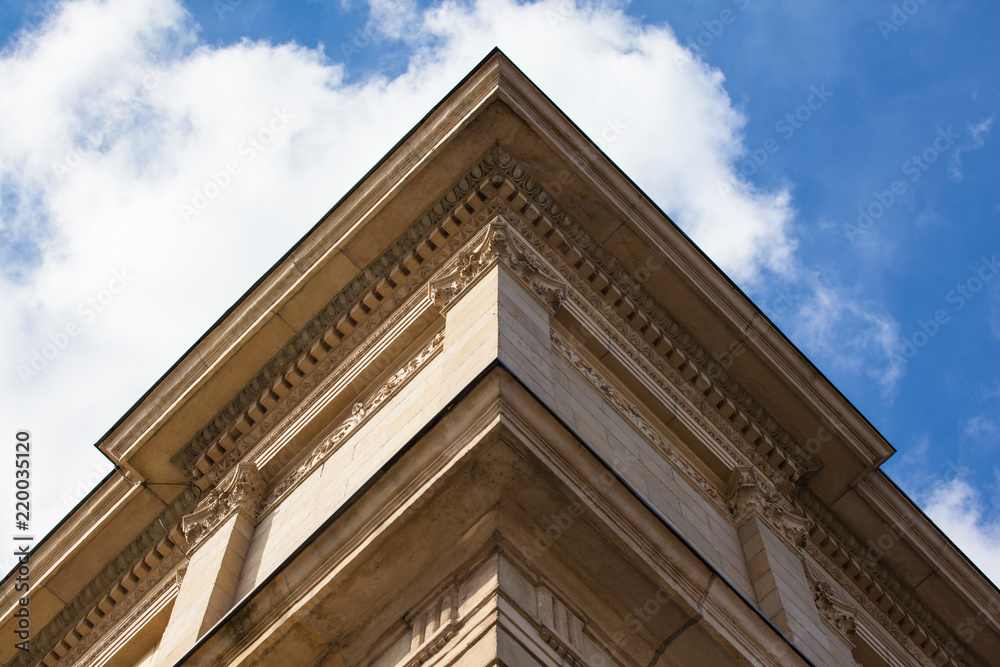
3;49;998;667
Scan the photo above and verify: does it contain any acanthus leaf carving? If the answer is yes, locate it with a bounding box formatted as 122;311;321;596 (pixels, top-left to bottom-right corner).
260;330;445;514
181;462;264;546
803;560;858;646
428;212;566;312
492;220;567;312
428;218;501;308
727;466;809;548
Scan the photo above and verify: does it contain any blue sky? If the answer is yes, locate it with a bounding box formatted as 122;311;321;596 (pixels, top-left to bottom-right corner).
0;0;997;579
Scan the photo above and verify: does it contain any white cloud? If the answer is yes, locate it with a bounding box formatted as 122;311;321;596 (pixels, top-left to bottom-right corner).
965;414;1000;444
949;115;993;182
367;0;421;38
921;477;1000;586
771;274;904;394
0;0;903;569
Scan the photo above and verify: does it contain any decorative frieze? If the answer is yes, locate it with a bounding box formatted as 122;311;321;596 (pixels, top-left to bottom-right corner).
260;330;445;514
727;466;809;548
551;330;723;507
181;463;265;547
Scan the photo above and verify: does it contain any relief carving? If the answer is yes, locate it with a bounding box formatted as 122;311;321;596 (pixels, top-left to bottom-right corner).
181;462;265;546
428;219;501;308
404;584;460;666
429;214;566;312
552;331;723;505
727;466;809;548
260;330;445;514
536;585;587;665
803;560;858;646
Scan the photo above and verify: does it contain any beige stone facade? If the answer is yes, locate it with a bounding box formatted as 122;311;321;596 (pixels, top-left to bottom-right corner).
3;50;999;667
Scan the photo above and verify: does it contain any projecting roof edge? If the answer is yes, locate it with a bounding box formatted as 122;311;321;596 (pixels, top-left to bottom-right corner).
94;49;510;469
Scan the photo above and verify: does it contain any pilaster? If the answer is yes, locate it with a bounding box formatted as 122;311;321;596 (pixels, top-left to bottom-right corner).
729;467;856;666
153;463;264;666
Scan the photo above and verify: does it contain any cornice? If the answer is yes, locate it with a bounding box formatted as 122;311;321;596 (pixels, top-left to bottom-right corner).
175;143;821;507
172;148;504;475
798;486;987;667
10;486;197;667
52;143;986;667
58;552;184;667
855;472;1000;636
480;151;989;667
488;149;821;481
491;53;892;475
190;172;514;490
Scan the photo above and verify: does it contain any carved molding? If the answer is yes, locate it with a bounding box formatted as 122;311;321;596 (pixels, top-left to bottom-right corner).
551;330;723;507
260;330;445;514
493;220;568;312
181;462;264;547
803;560;857;647
404;584;461;666
806;543;944;667
536;585;587;665
490;147;820;477
798;488;982;667
203;200;488;487
429;214;567;313
428;217;502;309
145;144;976;667
177;140;820;497
727;466;809;549
175;148;505;473
500;203;792;492
58;550;184;667
10;487;197;667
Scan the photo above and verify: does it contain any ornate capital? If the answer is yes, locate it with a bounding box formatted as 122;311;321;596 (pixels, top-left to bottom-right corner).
804;560;858;645
181;462;265;546
727;466;809;548
428;216;502;309
429;212;566;312
492;220;567;312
